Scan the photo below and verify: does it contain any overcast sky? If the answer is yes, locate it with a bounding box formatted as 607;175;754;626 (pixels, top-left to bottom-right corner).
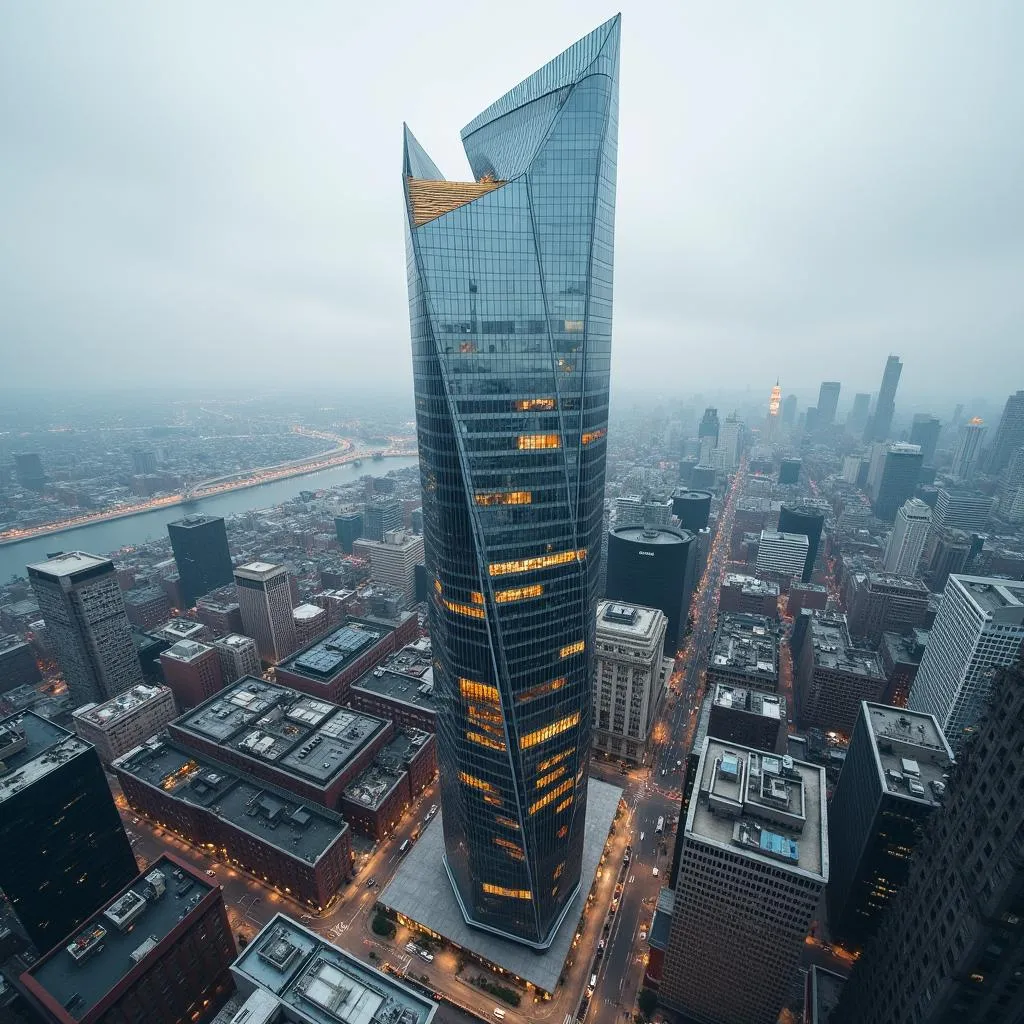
1;2;1022;408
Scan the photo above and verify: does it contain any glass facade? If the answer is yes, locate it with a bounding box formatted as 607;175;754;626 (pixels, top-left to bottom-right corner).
402;16;619;948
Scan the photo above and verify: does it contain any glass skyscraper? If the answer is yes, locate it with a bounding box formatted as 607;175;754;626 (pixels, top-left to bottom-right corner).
402;16;619;949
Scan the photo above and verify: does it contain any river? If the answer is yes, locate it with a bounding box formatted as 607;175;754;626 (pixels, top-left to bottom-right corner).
0;455;421;583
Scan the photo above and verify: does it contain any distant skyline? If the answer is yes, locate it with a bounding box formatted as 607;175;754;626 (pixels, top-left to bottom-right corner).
2;2;1023;399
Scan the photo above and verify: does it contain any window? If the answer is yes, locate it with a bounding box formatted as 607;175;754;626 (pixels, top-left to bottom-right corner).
520;711;581;749
536;766;568;789
529;778;574;814
459;772;498;796
517;434;560;451
494;837;524;860
514;398;556;411
475;491;532;506
459;678;500;703
442;597;484;619
582;428;606;445
482;883;532;900
516;677;566;704
560;640;585;658
489;548;586;577
467;730;506;752
494;584;543;603
537;747;575;772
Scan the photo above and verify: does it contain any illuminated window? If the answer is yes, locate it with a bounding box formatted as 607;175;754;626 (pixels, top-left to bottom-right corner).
517;434;560;451
582;428;606;445
467;730;506;752
442;597;485;619
537;747;575;772
557;359;574;372
495;816;520;830
459;678;500;704
459;772;498;797
470;591;484;605
529;778;574;814
564;320;584;332
514;398;556;411
489;548;586;577
553;862;565;879
555;796;573;814
494;584;543;604
494;837;524;860
556;825;568;839
536;766;568;789
433;579;442;594
516;677;566;704
475;491;532;507
520;711;580;749
560;639;585;658
468;704;503;726
459;340;477;353
483;794;502;807
482;884;532;900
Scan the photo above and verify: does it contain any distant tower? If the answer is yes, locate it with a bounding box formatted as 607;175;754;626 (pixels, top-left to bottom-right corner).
909;414;941;465
871;443;923;522
717;415;741;470
883;497;932;575
781;393;797;427
234;561;296;664
766;382;782;439
167;514;235;608
864;355;902;442
985;389;1024;473
949;417;986;481
846;393;871;436
28;552;144;707
698;408;720;448
816;381;841;428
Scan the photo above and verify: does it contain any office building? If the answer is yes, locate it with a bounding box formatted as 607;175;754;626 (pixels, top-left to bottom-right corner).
781;392;797;426
402;16;618;949
949;418;986;481
707;683;785;753
922;525;972;591
879;628;929;705
717;414;741;470
195;594;243;636
883;497;931;574
804;966;846;1024
827;702;954;950
660;739;828;1024
113;740;353;909
698;407;720;446
592;601;671;764
167;515;235;607
122;585;173;630
816;381;841;428
778;457;801;485
777;504;825;582
755;530;809;581
228;915;437;1024
863;354;902;442
151;617;209;645
706;613;779;694
20;856;235;1024
349;655;439;734
719;574;780;618
932;487;994;532
352;531;425;608
71;684;178;763
0;712;137;950
909;413;941;465
846;392;871;436
845;572;930;644
671;489;712;532
234;561;296;664
984;388;1024;474
362;498;402;543
786;581;828;617
159;640;225;710
607;525;694;656
13;452;46;491
0;634;41;692
908;574;1024;746
795;614;885;737
832;652;1024;1024
28;552;144;707
871;442;924;522
211;632;261;684
334;511;363;553
292;602;328;648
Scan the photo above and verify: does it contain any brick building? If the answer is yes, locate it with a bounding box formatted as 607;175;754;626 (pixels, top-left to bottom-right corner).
844;572;930;644
718;574;780;618
707;683;786;753
72;684;178;763
705;613;779;694
159;640;225;710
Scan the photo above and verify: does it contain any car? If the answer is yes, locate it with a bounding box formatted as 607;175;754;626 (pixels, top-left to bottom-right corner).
639;930;647;941
652;867;659;877
660;768;666;776
639;832;645;842
366;877;376;888
205;869;216;877
418;949;434;963
493;1010;506;1020
132;817;140;825
428;804;438;818
406;942;419;954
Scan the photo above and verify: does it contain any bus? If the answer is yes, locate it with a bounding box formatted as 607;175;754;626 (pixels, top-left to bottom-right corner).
655;816;665;835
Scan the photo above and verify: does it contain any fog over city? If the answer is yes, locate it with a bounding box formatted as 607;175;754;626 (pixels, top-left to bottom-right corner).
1;1;1022;405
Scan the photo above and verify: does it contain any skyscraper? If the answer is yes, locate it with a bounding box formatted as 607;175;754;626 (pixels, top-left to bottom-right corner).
766;381;782;440
816;381;841;428
846;392;871;436
871;442;923;522
832;651;1024;1023
777;504;825;582
402;17;619;949
864;354;902;442
883;497;932;574
363;498;403;543
909;574;1024;746
909;413;941;465
234;561;296;664
167;514;235;607
13;452;46;491
949;417;986;481
781;393;797;426
28;552;144;707
698;407;720;447
984;388;1024;473
334;511;363;553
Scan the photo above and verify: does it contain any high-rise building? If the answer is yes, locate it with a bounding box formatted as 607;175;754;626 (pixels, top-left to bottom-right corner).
334;511;363;553
159;639;225;709
846;392;871;436
766;381;782;440
0;712;137;950
871;442;923;522
754;529;809;580
845;572;931;644
949;417;986;481
933;486;994;532
28;552;144;707
592;601;670;764
777;504;825;582
816;381;841;428
778;457;801;486
883;497;932;574
671;489;712;532
362;498;402;543
212;633;261;684
717;414;741;469
698;407;720;447
984;388;1024;474
353;531;425;608
832;651;1024;1024
71;684;178;763
707;683;785;753
660;738;828;1024
781;393;797;426
234;561;296;664
20;855;236;1024
827;702;954;949
13;452;46;491
908;574;1024;747
401;16;619;949
166;515;234;608
863;354;902;442
0;634;41;692
909;413;941;465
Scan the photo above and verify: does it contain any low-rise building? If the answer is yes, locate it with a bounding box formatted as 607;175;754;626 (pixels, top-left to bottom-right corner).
718;574;780;618
292;603;329;648
152;617;210;645
786;581;828;618
844;572;930;644
0;634;41;692
879;629;929;706
212;633;261;684
706;613;779;694
72;684;178;763
349;646;438;733
707;683;786;753
160;639;225;709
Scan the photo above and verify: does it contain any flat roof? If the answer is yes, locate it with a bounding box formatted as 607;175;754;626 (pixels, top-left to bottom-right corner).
24;856;215;1021
293;604;326;622
280;621;388;682
809;617;885;679
709;614;778;684
0;712;91;805
233;914;437;1024
595;600;665;643
114;740;347;863
352;667;437;714
688;737;828;882
759;530;810;546
215;634;257;651
610;525;692;545
168;515;223;528
862;703;954;806
235;562;285;580
723;574;779;596
154;619;207;641
26;551;110;579
72;685;171;728
161;639;213;664
953;574;1024;619
342;763;404;811
712;683;785;721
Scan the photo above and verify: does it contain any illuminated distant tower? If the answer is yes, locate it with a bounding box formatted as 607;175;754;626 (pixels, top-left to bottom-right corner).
950;417;986;481
766;380;782;440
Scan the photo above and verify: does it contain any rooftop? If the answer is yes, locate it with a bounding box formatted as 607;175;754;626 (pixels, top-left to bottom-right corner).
759;530;810;547
280;621;389;682
722;574;780;597
595;601;666;643
688;737;828;882
161;639;213;664
26;551;110;579
709;614;778;685
712;683;785;722
235;562;286;580
953;574;1024;620
154;619;207;642
294;604;326;622
342;764;404;811
351;661;436;715
0;712;91;805
864;573;930;595
168;515;222;529
24;856;216;1021
232;914;437;1024
72;685;172;729
809;617;885;680
113;740;347;864
216;634;257;651
863;703;955;806
610;524;692;546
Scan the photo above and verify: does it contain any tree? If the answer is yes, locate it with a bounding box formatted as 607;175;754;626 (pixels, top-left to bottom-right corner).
371;913;396;939
637;989;658;1019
